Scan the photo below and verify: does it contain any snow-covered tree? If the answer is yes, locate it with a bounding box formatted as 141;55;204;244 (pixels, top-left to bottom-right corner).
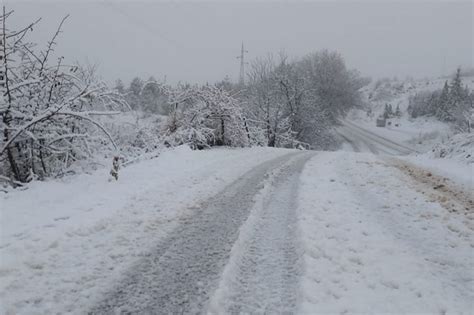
244;54;297;147
141;76;165;113
408;68;472;132
449;68;472;131
0;8;128;184
242;50;366;149
436;81;451;121
395;104;402;118
127;77;144;110
162;84;250;149
114;79;126;94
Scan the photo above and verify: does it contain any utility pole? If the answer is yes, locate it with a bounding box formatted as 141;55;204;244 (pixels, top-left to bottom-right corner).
237;42;248;85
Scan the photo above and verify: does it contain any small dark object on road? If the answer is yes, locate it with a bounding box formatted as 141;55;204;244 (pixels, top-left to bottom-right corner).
376;117;386;127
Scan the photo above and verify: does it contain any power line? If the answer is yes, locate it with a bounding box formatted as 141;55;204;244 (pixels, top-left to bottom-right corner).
99;1;185;50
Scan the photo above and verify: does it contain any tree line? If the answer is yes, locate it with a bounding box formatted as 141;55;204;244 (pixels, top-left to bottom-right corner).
119;51;368;150
1;9;367;185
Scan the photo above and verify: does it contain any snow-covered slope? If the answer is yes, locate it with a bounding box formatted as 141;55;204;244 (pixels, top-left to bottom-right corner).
361;75;474;116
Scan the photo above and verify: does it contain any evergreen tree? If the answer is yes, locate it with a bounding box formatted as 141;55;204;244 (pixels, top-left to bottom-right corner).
448;67;470;129
436;81;450;121
383;103;394;119
383;104;389;119
388;104;394;117
395;104;402;117
449;68;467;111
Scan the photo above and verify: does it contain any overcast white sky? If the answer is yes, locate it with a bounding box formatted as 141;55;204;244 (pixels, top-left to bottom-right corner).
6;1;473;85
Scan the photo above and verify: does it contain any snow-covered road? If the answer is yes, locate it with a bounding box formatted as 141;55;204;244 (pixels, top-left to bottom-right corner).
0;147;295;314
1;127;472;314
209;153;314;313
91;152;310;313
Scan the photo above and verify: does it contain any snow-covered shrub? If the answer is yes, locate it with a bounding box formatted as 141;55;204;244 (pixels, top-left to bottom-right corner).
100;113;164;163
429;133;474;164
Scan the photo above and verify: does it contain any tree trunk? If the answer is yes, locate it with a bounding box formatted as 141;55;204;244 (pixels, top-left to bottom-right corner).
3;112;21;182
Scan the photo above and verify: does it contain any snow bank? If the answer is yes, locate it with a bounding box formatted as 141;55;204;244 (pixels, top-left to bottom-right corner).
399;133;473;191
427;132;474;164
0;146;290;314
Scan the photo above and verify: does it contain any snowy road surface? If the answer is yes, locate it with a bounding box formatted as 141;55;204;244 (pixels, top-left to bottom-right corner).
1;129;472;314
209;153;313;313
336;120;418;155
91;152;311;313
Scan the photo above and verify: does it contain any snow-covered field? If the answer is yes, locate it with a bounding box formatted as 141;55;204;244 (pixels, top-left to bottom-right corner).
0;146;291;314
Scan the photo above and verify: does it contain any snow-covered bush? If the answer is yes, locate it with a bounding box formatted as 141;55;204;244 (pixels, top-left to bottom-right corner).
429;133;474;164
102;112;164;159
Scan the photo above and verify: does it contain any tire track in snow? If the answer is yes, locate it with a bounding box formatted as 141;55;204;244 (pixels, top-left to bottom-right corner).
342;120;418;155
336;126;381;154
209;153;314;314
90;152;302;314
